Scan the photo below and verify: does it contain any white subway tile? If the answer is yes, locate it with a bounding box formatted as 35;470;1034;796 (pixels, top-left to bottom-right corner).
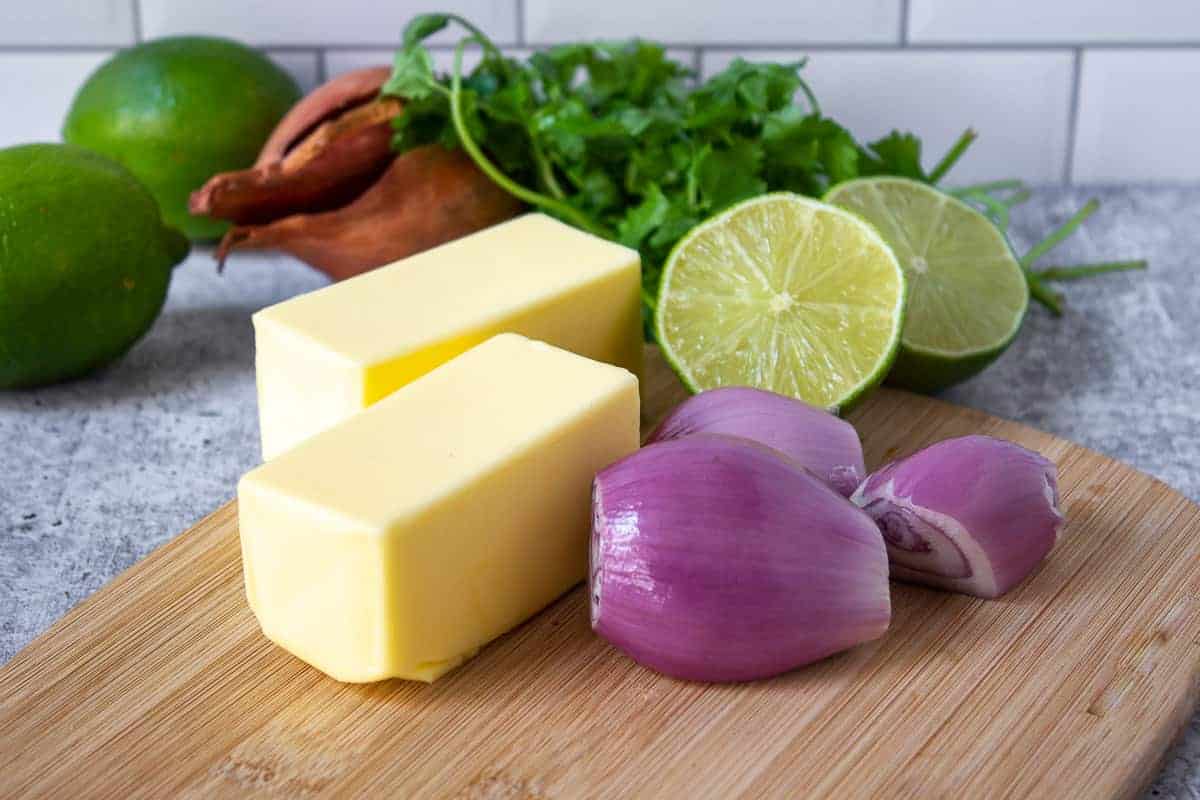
139;1;518;46
909;0;1200;44
1073;50;1200;183
325;49;400;78
0;1;133;46
0;50;314;150
0;52;111;147
703;49;1073;183
524;0;900;45
325;47;524;79
265;50;321;92
325;46;695;81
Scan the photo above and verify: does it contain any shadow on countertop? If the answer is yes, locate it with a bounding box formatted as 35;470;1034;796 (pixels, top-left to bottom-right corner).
0;305;258;411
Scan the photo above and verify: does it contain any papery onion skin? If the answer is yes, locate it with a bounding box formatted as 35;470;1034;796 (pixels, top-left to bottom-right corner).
646;386;866;496
213;145;523;279
851;435;1064;599
190;67;397;225
591;434;890;683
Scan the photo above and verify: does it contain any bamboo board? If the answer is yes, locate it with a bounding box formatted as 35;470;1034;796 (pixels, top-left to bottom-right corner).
2;347;1199;799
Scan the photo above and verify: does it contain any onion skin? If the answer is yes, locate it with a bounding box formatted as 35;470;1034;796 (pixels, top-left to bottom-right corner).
190;97;400;225
214;145;524;280
190;67;398;225
591;435;890;683
254;66;393;167
850;435;1064;599
646;386;866;496
192;67;524;280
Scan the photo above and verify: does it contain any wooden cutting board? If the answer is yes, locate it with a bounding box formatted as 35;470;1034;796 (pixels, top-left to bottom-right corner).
3;346;1199;799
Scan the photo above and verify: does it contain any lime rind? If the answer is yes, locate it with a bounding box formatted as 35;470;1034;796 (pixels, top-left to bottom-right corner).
654;192;906;411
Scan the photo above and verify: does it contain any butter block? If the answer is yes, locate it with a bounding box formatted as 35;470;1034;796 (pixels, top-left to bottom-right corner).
238;334;640;683
254;213;642;459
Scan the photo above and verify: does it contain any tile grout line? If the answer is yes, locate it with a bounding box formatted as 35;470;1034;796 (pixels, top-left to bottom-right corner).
693;46;703;79
3;41;1200;54
130;0;144;42
899;0;911;46
515;0;526;46
1063;47;1084;185
316;48;328;83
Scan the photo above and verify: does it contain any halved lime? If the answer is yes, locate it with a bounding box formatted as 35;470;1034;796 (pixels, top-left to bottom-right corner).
654;193;906;411
824;177;1028;393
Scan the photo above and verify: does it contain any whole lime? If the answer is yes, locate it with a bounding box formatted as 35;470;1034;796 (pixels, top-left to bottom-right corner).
0;143;189;388
62;36;301;241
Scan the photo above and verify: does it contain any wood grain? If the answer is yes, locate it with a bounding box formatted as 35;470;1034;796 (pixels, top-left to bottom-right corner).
2;347;1199;799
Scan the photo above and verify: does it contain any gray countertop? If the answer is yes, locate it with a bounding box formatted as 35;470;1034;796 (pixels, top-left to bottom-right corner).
1;186;1197;797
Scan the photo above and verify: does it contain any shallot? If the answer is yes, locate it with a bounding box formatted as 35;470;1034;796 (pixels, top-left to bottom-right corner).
851;435;1064;598
591;434;890;682
646;386;865;496
191;68;523;279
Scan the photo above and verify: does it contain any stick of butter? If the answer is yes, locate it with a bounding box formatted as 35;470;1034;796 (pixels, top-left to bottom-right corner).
254;213;642;459
238;333;640;683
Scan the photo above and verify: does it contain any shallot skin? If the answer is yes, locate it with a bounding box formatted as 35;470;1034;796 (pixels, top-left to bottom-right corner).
591;435;890;683
256;66;394;167
214;145;524;279
851;435;1064;599
191;67;523;280
190;67;398;225
646;386;866;496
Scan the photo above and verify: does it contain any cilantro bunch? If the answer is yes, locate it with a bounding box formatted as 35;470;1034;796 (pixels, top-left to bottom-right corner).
383;13;1143;323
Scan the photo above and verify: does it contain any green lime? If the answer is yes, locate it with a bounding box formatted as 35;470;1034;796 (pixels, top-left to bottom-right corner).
654;193;906;411
825;177;1028;393
63;36;300;241
0;143;189;388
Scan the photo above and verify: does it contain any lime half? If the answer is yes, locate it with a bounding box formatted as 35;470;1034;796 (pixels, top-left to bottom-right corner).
655;193;906;411
825;177;1028;393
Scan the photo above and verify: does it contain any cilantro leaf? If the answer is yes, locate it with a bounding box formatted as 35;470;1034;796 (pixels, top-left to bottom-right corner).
379;13;1139;337
692;140;767;212
860;131;926;180
402;14;451;47
383;44;438;100
383;16;947;331
383;13;462;99
391;92;455;151
616;184;671;249
763;108;861;193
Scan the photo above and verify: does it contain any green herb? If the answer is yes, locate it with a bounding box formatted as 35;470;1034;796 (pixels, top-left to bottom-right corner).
951;186;1145;316
384;13;1143;328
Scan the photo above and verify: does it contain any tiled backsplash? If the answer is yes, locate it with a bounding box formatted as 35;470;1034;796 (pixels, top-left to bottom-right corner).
3;0;1199;183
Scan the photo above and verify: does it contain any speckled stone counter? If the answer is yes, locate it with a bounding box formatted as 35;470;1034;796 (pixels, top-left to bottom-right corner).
1;186;1197;797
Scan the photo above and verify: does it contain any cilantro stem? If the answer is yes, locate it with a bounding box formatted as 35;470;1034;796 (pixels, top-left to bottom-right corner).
1025;271;1064;316
530;138;567;200
796;78;821;115
959;189;1013;230
641;286;658;312
949;179;1025;197
928;128;976;184
430;14;505;62
959;182;1035;231
1036;260;1147;281
1006;187;1032;209
1021;199;1099;268
447;40;611;238
956;188;1068;314
960;190;1122;320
